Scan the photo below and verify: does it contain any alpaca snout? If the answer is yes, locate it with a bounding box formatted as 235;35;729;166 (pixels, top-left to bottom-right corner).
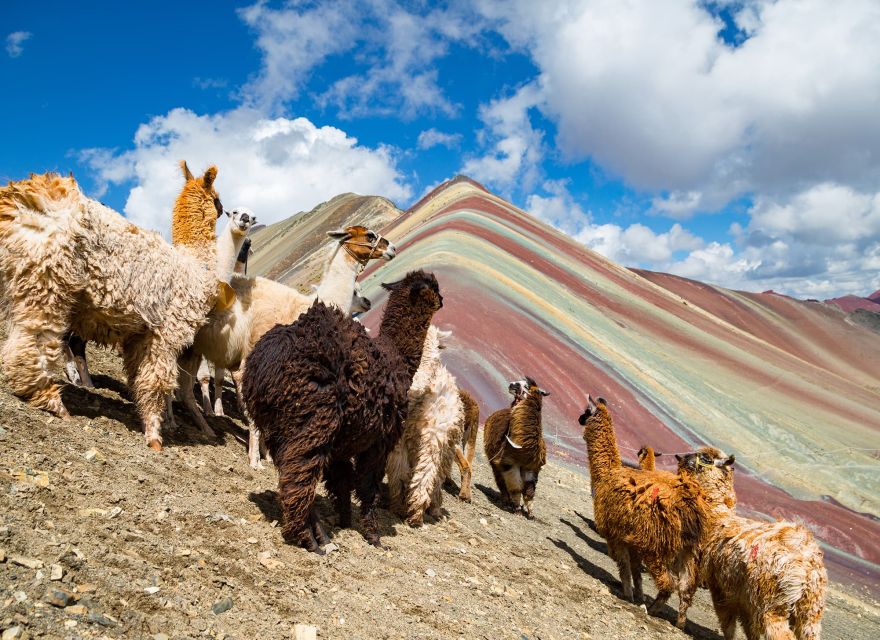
382;242;397;260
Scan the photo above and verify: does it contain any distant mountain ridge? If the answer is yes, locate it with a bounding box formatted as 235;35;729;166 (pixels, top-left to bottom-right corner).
248;176;880;593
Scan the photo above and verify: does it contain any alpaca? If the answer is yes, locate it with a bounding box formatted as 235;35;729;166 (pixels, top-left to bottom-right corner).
180;225;396;468
676;448;827;640
452;388;480;502
386;326;464;526
483;377;549;518
578;395;708;628
0;167;221;449
216;207;255;283
638;445;657;471
242;270;443;552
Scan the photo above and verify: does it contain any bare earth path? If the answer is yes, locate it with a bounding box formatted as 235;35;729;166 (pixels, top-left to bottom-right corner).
1;344;878;639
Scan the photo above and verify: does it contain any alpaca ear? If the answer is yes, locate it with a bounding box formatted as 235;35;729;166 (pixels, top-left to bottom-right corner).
381;279;404;291
202;166;218;189
675;454;685;463
596;397;607;406
717;455;736;468
327;229;351;241
181;160;194;181
437;329;453;340
539;388;550;396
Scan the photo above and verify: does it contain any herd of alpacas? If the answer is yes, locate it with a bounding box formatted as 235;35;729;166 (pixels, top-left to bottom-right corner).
0;166;827;639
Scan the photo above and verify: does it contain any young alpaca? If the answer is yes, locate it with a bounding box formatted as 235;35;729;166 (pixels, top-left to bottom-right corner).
242;270;443;552
181;226;396;468
483;377;549;518
676;448;827;640
452;388;480;502
0;167;222;449
386;326;464;526
578;396;708;628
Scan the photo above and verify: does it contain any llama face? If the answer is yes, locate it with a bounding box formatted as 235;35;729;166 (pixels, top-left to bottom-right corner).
381;270;442;311
508;376;550;405
329;226;397;264
577;394;606;425
228;207;256;234
351;283;371;316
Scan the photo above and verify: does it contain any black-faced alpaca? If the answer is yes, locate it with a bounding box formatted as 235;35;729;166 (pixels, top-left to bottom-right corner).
483;377;549;517
241;270;443;552
579;395;709;628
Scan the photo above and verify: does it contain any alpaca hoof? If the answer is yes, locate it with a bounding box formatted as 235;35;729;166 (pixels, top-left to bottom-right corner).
457;492;472;503
406;515;424;528
249;459;265;471
148;439;162;452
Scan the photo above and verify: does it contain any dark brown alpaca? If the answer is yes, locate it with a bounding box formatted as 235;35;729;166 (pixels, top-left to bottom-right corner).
241;270;443;552
483;377;549;517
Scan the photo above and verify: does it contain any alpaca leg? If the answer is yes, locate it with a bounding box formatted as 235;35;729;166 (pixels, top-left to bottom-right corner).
248;425;265;470
309;506;331;547
199;366;214;417
122;336;178;451
67;333;93;388
177;348;215;437
429;443;455;518
354;448;388;547
453;445;472;502
628;548;644;603
644;555;675;615
759;612;796;640
276;451;324;553
490;462;510;504
458;403;479;501
675;558;698;629
165;395;177;430
501;464;524;512
405;432;444;526
1;321;69;417
521;469;538;518
384;443;410;518
608;542;634;601
213;366;226;417
325;458;354;528
709;585;738;640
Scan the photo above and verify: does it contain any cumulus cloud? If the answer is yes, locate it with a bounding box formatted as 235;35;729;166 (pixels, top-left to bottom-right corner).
417;128;462;150
79;107;411;235
481;0;880;216
6;31;32;58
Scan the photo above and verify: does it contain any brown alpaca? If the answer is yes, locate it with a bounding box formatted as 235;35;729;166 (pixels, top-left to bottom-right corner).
676;448;827;640
578;395;708;628
453;388;480;502
638;445;657;471
483;377;549;517
241;271;443;552
0;168;221;449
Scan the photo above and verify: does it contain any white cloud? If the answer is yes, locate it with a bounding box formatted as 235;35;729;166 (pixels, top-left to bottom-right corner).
416;128;462;150
461;83;545;193
481;0;880;214
6;31;32;58
79;107;411;235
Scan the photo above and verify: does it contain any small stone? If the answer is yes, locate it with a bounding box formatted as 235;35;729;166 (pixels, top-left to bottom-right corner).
639;604;648;615
13;591;27;603
65;604;87;615
76;583;96;593
78;508;108;517
246;537;258;544
88;612;116;627
294;624;317;640
191;618;208;631
84;448;101;462
45;587;75;607
10;555;43;569
50;564;63;581
424;568;436;578
322;542;339;554
479;518;488;526
63;620;77;629
2;626;23;640
108;506;123;519
0;549;6;562
468;537;478;546
153;634;170;640
212;596;233;614
144;587;161;595
175;548;191;557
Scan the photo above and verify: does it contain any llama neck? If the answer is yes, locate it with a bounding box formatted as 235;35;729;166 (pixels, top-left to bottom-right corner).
378;297;435;383
410;327;441;392
509;393;546;463
314;244;358;312
582;407;622;485
172;190;216;268
216;222;246;283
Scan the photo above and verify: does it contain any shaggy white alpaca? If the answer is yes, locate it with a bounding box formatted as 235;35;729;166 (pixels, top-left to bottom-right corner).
386;325;465;526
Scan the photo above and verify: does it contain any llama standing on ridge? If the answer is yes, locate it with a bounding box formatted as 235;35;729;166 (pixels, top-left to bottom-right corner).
0;166;222;449
483;377;549;518
676;448;827;640
242;270;443;552
578;395;708;628
180;225;396;468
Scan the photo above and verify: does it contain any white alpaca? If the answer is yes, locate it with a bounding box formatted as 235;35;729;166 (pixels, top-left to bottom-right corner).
180;226;396;468
386;326;465;526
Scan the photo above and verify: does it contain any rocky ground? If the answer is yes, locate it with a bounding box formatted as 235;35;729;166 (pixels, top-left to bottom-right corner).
1;344;878;640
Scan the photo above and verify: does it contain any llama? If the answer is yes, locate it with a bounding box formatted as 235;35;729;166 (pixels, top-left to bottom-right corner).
638;445;657;471
483;377;549;518
386;325;464;526
452;388;480;502
0;167;222;449
578;395;708;628
676;448;827;640
216;207;255;283
242;270;443;552
180;225;396;468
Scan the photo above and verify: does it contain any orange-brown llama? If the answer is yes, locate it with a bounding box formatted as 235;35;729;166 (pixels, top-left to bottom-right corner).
637;445;657;471
483;377;549;518
578;395;708;628
676;448;827;640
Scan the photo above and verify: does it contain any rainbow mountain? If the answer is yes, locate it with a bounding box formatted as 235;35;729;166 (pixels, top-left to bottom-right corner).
248;176;880;592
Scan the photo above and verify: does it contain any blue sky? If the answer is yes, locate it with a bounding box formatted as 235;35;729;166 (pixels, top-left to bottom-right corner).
3;0;879;299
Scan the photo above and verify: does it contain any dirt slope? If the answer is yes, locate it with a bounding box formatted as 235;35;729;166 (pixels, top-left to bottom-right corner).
1;345;878;640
